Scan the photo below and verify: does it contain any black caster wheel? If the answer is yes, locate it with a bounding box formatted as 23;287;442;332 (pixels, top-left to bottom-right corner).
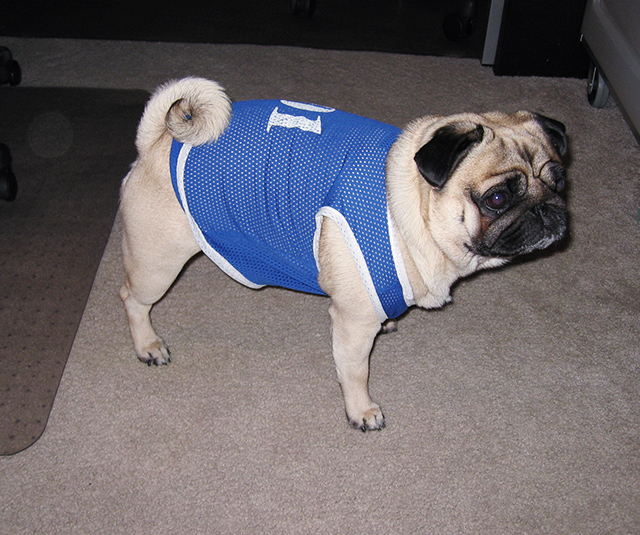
587;63;610;108
291;0;316;17
0;142;17;202
0;46;21;86
443;0;477;41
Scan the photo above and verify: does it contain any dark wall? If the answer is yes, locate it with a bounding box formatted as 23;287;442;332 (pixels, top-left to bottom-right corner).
0;0;487;60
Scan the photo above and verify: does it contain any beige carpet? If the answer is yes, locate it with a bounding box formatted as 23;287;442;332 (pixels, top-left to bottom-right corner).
0;39;638;534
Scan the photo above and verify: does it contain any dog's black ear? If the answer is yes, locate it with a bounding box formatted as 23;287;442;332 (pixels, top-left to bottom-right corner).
533;113;567;157
414;123;484;189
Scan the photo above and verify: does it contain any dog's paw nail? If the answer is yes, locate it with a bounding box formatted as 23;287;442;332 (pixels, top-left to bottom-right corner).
349;411;385;432
138;353;170;366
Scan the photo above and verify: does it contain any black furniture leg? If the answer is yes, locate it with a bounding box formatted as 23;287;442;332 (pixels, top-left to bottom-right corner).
0;142;17;202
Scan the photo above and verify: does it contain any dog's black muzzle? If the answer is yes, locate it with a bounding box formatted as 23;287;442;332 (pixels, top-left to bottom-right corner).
473;200;568;258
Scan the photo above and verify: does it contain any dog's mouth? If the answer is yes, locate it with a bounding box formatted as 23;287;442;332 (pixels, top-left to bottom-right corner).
470;200;568;258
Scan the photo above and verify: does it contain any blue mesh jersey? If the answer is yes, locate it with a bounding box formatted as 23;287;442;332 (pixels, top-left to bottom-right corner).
170;99;415;321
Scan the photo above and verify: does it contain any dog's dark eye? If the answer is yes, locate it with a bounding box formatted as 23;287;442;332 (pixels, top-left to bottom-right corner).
485;191;510;211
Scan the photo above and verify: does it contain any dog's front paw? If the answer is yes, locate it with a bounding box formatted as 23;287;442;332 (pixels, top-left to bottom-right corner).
348;405;385;432
136;338;171;366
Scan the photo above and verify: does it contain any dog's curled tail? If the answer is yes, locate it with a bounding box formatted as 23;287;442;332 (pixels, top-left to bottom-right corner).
135;77;232;154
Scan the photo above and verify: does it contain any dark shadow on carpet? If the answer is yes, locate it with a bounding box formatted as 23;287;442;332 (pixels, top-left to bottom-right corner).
0;87;148;455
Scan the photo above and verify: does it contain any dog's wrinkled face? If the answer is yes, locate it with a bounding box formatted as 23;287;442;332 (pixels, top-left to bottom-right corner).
413;111;569;264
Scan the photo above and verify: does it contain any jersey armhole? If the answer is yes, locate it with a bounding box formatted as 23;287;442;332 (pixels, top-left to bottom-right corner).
313;207;388;323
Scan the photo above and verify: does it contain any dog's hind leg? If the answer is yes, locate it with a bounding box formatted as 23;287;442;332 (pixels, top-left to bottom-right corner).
119;162;200;365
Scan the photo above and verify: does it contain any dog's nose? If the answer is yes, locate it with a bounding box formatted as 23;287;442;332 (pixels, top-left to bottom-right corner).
533;202;568;236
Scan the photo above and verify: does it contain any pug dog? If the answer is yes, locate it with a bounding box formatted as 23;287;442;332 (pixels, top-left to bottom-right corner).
119;77;568;431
